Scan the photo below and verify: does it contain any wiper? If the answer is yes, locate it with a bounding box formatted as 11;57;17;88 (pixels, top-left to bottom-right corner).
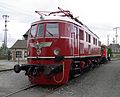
46;29;53;36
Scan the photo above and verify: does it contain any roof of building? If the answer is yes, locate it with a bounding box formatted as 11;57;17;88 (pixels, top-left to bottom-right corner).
10;40;27;49
109;44;120;49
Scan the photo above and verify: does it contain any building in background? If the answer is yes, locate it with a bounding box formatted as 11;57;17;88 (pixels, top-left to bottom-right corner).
108;44;120;57
10;40;27;61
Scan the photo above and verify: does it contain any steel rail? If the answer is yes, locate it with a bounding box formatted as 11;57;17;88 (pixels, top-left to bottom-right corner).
0;69;13;72
3;84;38;97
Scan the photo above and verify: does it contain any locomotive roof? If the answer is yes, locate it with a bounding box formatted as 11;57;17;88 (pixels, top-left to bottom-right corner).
32;9;99;39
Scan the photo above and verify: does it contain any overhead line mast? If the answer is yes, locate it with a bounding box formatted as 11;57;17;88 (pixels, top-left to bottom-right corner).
2;15;9;54
113;27;120;44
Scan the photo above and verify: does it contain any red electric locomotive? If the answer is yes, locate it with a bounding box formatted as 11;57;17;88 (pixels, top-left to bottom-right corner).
14;7;102;85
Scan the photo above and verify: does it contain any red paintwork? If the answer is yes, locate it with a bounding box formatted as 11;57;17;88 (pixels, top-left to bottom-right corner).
25;10;101;85
101;48;107;57
28;59;71;85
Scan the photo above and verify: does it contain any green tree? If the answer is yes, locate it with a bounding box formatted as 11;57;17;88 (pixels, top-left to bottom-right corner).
0;43;8;55
0;44;4;55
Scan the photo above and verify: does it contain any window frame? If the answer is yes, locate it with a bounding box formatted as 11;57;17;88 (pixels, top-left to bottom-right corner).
16;51;22;58
45;23;59;37
30;24;37;37
37;23;44;37
79;29;84;40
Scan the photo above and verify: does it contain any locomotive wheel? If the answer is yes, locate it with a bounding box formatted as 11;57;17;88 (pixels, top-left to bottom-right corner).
14;65;21;73
89;63;94;70
102;57;107;64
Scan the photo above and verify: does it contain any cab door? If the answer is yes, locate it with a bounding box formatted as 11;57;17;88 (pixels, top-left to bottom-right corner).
71;33;75;56
71;32;79;56
74;26;79;56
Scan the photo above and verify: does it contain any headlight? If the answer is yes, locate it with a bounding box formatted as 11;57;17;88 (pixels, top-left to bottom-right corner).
36;49;41;55
54;49;60;55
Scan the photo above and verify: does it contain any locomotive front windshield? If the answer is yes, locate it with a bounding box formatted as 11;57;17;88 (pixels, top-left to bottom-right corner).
30;23;59;37
46;23;59;37
31;25;37;37
38;23;44;37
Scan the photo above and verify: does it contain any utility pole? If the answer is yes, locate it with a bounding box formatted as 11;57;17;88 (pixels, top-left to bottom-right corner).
113;27;120;44
2;15;9;55
112;38;115;44
107;35;109;46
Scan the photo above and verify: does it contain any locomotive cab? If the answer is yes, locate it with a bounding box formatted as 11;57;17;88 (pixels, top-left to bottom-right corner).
28;21;72;58
14;17;73;85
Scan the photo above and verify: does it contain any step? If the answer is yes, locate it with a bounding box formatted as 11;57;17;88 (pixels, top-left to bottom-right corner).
74;61;80;64
73;74;81;77
73;67;81;70
72;64;79;68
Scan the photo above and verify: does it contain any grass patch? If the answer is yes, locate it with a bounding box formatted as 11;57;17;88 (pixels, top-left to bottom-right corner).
0;55;11;60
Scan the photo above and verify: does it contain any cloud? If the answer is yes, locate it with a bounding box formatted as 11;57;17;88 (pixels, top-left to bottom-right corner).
1;0;120;47
8;20;30;37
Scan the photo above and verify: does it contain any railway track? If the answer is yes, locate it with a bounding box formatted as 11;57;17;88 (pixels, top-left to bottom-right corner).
0;69;13;72
3;84;38;97
0;62;102;97
2;73;86;97
3;84;62;97
0;67;63;97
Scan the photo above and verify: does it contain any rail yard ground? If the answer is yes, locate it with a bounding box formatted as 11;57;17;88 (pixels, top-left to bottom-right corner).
0;60;26;71
0;59;120;97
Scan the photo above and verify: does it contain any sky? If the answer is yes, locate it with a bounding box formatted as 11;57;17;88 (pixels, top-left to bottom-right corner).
0;0;120;48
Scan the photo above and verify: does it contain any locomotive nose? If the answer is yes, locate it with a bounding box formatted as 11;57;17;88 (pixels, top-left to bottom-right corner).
14;64;21;73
